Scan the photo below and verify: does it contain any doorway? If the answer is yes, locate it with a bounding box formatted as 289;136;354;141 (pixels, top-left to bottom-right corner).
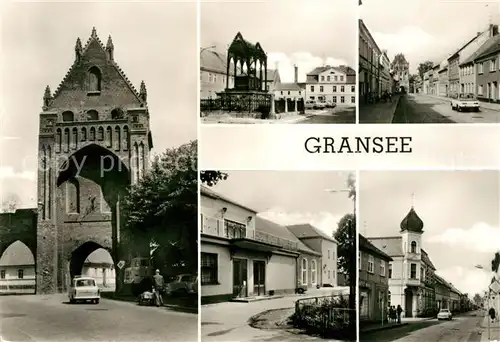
253;260;266;296
405;289;413;317
233;259;248;298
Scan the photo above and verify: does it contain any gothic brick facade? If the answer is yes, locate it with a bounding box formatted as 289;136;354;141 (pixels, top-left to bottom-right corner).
36;27;153;294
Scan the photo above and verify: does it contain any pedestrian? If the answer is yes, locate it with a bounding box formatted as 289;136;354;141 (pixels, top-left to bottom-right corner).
397;305;403;324
152;269;165;307
387;306;392;323
391;306;396;323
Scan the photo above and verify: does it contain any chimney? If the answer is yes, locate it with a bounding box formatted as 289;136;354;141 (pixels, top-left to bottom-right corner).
294;65;298;83
491;24;499;37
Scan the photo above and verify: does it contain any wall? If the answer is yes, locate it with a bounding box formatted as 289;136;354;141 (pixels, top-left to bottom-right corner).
200;242;232;298
359;249;390;321
321;239;337;286
81;264;116;292
200;70;234;99
297;253;321;288
266;253;296;293
476;55;500;101
0;266;36;294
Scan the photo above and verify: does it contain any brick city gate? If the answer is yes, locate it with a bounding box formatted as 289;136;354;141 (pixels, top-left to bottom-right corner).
0;27;153;295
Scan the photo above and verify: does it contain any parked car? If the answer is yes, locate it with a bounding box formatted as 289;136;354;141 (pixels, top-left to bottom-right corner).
305;100;316;110
325;101;337;108
437;308;452;320
315;101;326;109
164;274;197;296
68;276;100;304
451;93;480;112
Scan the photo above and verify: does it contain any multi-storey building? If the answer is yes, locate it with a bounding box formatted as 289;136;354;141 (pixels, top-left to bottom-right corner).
438;65;449;96
474;37;500;102
199;186;322;303
379;51;391;94
359;19;382;103
287;224;338;287
200;49;236;99
369;207;450;318
305;65;356;106
359;234;392;322
275;65;305;101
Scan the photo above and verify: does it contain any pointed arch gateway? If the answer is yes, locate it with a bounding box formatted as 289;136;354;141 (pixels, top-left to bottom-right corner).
0;241;36;294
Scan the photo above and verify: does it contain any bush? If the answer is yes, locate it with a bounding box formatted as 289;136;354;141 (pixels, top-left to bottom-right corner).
291;295;354;340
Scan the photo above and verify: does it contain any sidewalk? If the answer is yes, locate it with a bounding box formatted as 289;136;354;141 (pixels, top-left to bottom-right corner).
361;316;433;334
359;95;401;123
480;315;500;342
201;112;312;124
101;292;198;314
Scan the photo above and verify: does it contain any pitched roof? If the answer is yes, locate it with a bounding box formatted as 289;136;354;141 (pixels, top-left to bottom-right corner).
0;241;34;266
448;30;488;61
256;217;321;256
473;34;500;62
368;236;403;257
276;83;302;91
200;185;257;213
421;249;436;270
306;65;355;76
461;34;500;65
359;234;393;261
434;273;452;289
200;49;235;75
50;27;144;105
287;223;338;243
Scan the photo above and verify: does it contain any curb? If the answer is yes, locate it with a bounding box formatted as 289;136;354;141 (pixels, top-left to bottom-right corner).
101;293;198;314
361;316;436;334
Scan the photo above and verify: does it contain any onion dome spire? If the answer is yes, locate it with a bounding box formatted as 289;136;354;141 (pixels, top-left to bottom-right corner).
400;207;424;233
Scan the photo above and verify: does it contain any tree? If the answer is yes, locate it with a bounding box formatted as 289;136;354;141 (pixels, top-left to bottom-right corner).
491;251;500;274
122;140;198;274
201;171;228;187
418;60;434;81
473;293;483;306
334;213;355;277
1;193;20;213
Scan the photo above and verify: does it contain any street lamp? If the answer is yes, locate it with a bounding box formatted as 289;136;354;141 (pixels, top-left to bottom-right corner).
325;187;356;337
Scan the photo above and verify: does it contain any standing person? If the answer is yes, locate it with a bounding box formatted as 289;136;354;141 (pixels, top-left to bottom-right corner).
397;305;403;324
152;269;165;307
391;306;396;323
388;306;393;323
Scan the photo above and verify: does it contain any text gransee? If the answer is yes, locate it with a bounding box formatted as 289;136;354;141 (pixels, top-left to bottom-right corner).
304;136;413;154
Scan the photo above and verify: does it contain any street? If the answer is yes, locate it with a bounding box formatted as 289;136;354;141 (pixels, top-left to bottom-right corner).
201;287;349;342
393;94;500;123
0;294;198;341
301;107;355;124
360;312;483;342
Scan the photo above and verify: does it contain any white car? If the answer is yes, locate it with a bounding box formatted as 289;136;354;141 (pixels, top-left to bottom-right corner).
164;274;198;296
437;308;452;320
68;276;100;304
451;94;480;112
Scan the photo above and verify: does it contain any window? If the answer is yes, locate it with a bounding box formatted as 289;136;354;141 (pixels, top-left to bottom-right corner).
301;258;308;285
479;63;484;74
18;269;24;279
333;96;337;103
334;76;338;81
311;260;317;285
88;66;102;92
368;255;374;273
81;128;87;141
98;127;104;141
320;86;324;92
310;86;315;92
333;86;337;92
341;96;345;103
341;86;345;92
321;76;325;81
62;111;74;122
351;86;355;92
410;263;417;279
87;110;98;121
327;76;330;81
328;270;331;279
201;253;218;285
224;219;246;239
287;91;290;95
380;261;386;276
411;241;417;253
328;249;330;259
111;108;124;120
340;76;344;81
0;270;5;279
491;59;496;72
351;96;355;103
280;91;283;95
388;264;392;278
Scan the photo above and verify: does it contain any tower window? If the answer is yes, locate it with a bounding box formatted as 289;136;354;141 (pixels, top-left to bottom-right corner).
111;108;124;119
88;66;102;92
411;241;417;253
87;110;99;121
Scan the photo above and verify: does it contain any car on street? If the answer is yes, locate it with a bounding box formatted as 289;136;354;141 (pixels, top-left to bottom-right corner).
164;274;197;296
68;276;100;304
315;101;326;109
305;100;316;110
324;100;336;109
437;308;452;320
451;93;480;112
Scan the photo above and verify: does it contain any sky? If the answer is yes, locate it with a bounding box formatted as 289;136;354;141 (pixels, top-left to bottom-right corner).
0;1;197;208
208;171;355;237
360;0;500;74
360;171;500;297
201;0;356;83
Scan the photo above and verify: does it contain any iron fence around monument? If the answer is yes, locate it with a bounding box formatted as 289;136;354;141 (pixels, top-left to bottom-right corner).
200;92;271;116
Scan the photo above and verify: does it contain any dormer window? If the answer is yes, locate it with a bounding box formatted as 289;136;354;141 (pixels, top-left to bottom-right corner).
411;241;417;253
87;66;102;93
62;111;74;122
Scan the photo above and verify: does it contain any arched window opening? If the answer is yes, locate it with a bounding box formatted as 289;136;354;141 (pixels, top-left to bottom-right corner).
62;111;74;122
111;108;124;120
123;126;129;151
411;241;417;253
106;127;112;148
87;67;102;92
98;127;104;141
81;127;87;142
301;258;308;286
66;178;80;214
87;110;99;121
115;126;121;151
56;128;62;153
89;127;96;141
64;128;70;153
72;128;78;150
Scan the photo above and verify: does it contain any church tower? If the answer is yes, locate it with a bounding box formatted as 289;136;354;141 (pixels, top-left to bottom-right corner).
37;27;153;294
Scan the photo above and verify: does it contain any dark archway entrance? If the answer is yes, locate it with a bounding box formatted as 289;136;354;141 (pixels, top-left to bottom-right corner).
70;242;113;280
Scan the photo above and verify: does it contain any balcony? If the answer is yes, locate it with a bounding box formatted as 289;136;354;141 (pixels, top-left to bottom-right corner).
200;214;299;251
405;277;421;287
